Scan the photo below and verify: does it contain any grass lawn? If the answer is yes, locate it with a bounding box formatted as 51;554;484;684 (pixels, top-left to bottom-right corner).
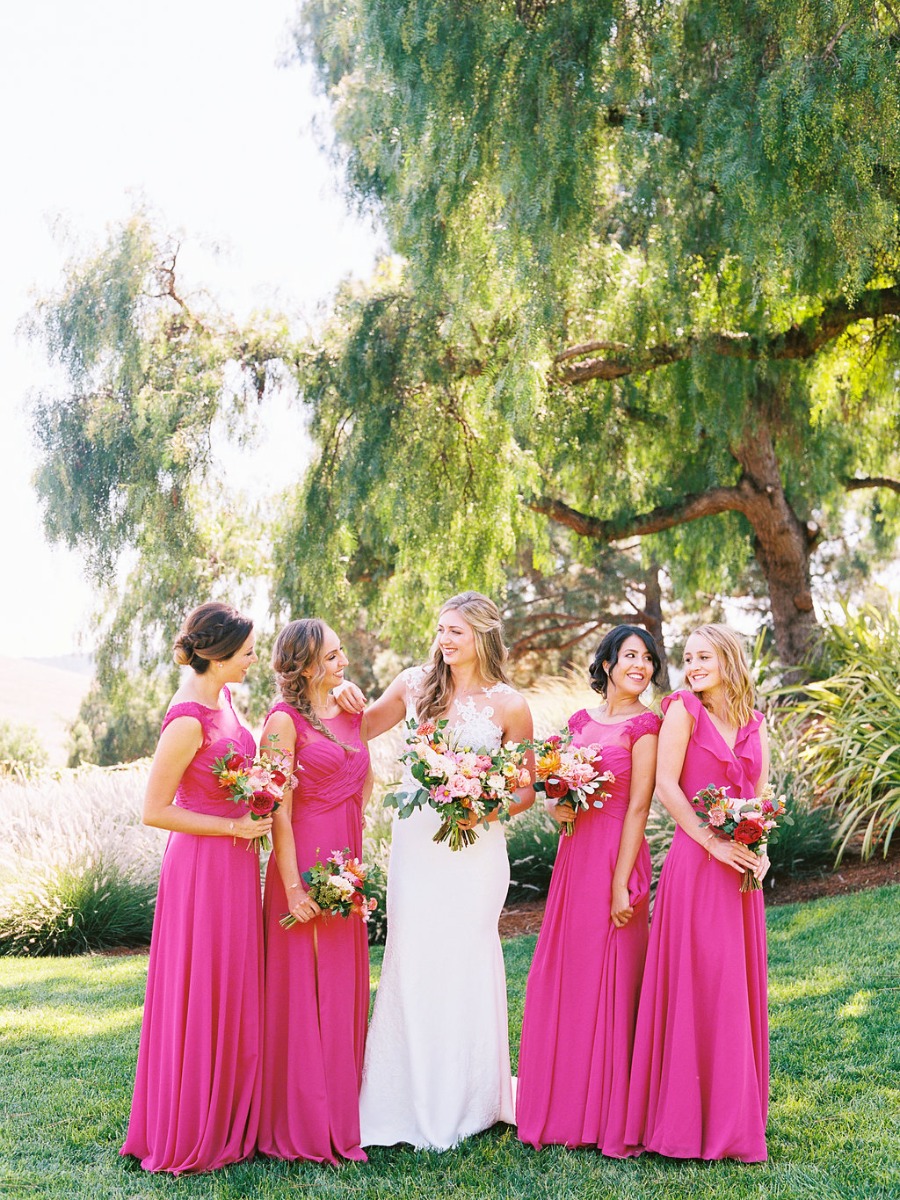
1;887;898;1200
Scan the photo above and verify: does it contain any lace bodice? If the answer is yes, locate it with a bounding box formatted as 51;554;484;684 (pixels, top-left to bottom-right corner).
403;666;514;754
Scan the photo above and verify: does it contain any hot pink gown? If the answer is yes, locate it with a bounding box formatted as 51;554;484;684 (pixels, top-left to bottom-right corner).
121;690;262;1174
516;708;660;1155
258;707;370;1164
625;688;769;1161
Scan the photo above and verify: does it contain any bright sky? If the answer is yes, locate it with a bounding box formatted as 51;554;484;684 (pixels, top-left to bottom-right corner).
0;0;380;659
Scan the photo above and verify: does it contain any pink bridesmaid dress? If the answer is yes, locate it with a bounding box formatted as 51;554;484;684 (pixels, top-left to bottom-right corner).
625;688;769;1162
516;708;660;1155
258;707;370;1164
121;690;263;1174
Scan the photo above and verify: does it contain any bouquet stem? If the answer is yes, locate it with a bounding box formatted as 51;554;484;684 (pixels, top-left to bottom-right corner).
434;819;478;851
740;869;762;892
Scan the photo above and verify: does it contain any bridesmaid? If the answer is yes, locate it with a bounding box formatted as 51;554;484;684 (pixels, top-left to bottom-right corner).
121;602;271;1174
257;619;370;1164
625;623;770;1162
516;625;661;1155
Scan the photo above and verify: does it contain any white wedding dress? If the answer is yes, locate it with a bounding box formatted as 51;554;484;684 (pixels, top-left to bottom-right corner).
359;667;516;1150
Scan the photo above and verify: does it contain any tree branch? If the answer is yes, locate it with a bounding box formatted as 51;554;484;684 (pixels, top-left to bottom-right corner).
557;285;900;385
529;482;752;542
845;475;900;494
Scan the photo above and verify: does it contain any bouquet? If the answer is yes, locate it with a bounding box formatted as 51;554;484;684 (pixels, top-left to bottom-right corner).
383;718;532;851
279;847;377;928
693;782;791;891
529;730;614;836
210;739;295;852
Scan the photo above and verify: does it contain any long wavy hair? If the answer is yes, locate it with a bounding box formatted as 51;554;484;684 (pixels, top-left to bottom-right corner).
416;591;512;723
272;618;357;752
687;623;755;729
173;602;253;674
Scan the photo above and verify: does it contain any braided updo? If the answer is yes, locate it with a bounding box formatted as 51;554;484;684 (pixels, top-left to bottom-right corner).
173;602;254;673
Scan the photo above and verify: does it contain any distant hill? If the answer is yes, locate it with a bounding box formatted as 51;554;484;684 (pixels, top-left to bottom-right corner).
0;656;93;766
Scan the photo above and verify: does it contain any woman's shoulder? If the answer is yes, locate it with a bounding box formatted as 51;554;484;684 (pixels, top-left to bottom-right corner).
567;708;593;735
628;708;662;740
660;688;701;719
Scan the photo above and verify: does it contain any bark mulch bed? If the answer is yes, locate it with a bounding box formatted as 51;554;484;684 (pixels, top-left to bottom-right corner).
498;840;900;939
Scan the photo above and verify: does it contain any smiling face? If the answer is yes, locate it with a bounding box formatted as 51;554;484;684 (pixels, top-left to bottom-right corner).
683;632;724;696
219;632;258;683
307;625;349;692
605;634;656;699
436;609;478;670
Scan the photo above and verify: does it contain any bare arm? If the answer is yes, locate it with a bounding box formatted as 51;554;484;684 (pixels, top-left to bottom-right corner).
264;711;321;923
142;716;271;841
655;698;760;876
610;730;657;928
339;670;410;742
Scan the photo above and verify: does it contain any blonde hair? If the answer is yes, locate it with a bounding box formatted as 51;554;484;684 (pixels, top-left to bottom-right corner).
272;619;357;752
416;591;511;722
687;623;755;729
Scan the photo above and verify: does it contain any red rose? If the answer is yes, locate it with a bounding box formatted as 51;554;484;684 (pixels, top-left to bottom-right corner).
249;791;276;816
544;777;570;800
270;769;287;788
733;819;765;845
351;892;365;906
225;752;245;771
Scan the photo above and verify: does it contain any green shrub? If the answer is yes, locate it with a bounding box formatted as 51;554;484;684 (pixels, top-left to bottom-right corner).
0;859;156;956
0;720;48;779
0;763;164;956
784;604;900;861
68;673;169;766
506;803;559;902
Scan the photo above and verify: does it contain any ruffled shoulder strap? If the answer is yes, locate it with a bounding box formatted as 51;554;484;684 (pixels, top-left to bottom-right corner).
628;709;661;743
660;688;703;721
567;708;592;735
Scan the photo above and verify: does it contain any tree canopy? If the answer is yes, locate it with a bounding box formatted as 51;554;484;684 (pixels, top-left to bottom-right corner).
290;0;900;666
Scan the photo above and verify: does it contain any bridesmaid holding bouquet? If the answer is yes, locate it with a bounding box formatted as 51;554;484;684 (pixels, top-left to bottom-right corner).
516;625;661;1155
257;619;371;1164
625;623;770;1162
121;602;270;1175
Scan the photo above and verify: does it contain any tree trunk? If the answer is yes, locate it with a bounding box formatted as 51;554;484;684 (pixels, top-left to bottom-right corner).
640;562;671;691
731;404;820;672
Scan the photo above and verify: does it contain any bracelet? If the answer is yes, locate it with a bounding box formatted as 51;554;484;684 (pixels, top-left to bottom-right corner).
704;832;716;860
288;882;301;890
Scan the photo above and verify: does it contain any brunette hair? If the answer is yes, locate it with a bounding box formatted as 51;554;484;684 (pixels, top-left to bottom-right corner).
589;624;662;696
272;618;356;751
173;602;253;674
416;591;511;723
687;623;755;728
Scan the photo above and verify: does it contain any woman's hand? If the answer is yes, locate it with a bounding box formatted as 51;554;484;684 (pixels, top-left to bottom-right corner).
332;680;367;714
754;850;771;883
610;881;634;928
230;812;273;841
706;834;761;875
457;809;483;830
547;800;577;827
287;886;322;924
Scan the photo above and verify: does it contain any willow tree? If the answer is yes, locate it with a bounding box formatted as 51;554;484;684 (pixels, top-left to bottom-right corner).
29;216;293;684
291;0;900;667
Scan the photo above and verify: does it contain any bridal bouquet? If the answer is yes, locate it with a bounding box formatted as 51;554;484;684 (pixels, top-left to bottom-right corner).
383;718;532;851
529;731;614;836
280;847;377;928
211;739;296;852
693;782;790;891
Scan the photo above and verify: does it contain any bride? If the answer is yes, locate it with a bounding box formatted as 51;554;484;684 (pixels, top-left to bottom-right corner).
336;591;534;1150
